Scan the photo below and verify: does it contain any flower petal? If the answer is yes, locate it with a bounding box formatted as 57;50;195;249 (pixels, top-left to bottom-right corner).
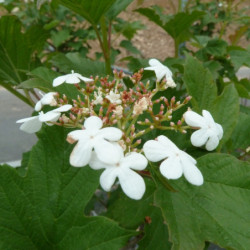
202;110;215;125
94;139;122;164
123;152;148;170
205;134;219;151
65;74;80;84
118;168;146;200
35;101;42;111
67;129;89;142
159;157;183;180
98;127;122;141
216;123;223;140
17;116;42;133
70;141;92;167
84;116;103;131
184;111;206;128
190;128;209;147
100;168;118;191
53;104;72;112
143;140;170;162
180;150;197;164
75;73;93;82
53;75;66;87
41;92;56;105
182;159;203;186
148;58;162;67
157;135;179;153
89;151;111;170
39;111;60;122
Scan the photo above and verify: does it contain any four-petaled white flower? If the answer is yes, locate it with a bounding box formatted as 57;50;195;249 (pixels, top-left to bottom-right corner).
53;70;93;87
67;116;122;167
16;104;72;133
90;144;148;200
143;135;203;186
184;110;223;151
106;90;121;104
35;92;57;111
144;58;176;87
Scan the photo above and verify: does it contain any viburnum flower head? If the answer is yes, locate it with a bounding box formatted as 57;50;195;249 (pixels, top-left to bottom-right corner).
53;70;93;87
144;58;176;87
35;92;57;111
16;104;72;133
90;144;148;200
143;135;203;186
67;116;123;167
184;110;223;151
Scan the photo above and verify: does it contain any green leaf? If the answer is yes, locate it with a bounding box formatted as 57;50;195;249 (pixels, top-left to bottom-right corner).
51;52;106;76
136;7;167;30
105;179;156;229
105;0;134;20
184;55;239;146
136;8;204;43
57;0;116;25
210;84;239;145
51;29;72;48
229;48;250;71
0;16;47;85
230;112;250;151
204;38;228;57
115;20;145;40
164;11;205;43
138;208;171;250
120;40;141;54
155;154;250;250
203;61;222;79
0;126;135;249
183;54;217;111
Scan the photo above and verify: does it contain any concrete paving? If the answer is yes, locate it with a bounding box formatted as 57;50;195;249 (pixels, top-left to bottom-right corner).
0;88;37;163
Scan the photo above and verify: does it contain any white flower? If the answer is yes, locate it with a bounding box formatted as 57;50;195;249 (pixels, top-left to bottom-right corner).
16;105;72;133
113;105;123;117
144;58;176;87
184;110;223;151
133;96;150;115
93;87;103;105
143;135;203;186
53;70;93;87
35;92;57;111
89;144;148;200
67;116;122;167
106;90;121;104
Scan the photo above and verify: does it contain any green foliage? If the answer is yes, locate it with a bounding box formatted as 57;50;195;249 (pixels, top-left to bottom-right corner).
105;0;134;20
51;53;106;76
138;208;171;250
136;7;204;45
155;154;250;250
228;112;250;156
0;126;135;249
0;16;47;85
57;0;116;25
184;55;239;146
114;18;145;40
0;0;249;249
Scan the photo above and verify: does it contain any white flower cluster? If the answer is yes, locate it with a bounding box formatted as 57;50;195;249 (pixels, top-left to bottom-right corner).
16;61;223;200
